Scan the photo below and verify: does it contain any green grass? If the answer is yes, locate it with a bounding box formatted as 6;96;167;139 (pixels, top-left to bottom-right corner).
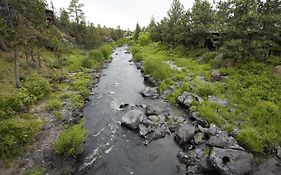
54;121;87;157
26;166;44;175
136;42;281;153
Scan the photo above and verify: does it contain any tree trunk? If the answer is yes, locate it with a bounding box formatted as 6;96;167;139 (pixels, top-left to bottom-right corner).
37;50;42;67
0;36;8;51
25;48;30;73
14;47;20;88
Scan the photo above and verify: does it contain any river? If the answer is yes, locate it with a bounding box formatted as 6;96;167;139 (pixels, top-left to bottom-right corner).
77;46;185;175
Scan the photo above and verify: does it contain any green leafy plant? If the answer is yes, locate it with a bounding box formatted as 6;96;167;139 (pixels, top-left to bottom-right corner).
54;122;87;157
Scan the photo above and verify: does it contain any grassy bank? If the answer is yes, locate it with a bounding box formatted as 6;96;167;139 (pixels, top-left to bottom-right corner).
0;43;114;160
133;42;281;153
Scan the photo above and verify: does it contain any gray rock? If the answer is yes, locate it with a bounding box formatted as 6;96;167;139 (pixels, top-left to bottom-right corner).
152;127;166;140
146;105;162;115
277;147;281;160
208;96;229;107
211;70;222;81
178;91;190;104
253;157;281;175
139;124;149;137
184;145;213;174
178;91;203;107
140;87;158;99
208;147;254;175
158;115;166;124
135;62;142;69
177;151;189;164
174;123;195;145
208;133;243;150
183;95;194;107
190;112;208;127
194;132;205;145
148;115;160;123
208;123;220;136
121;110;145;130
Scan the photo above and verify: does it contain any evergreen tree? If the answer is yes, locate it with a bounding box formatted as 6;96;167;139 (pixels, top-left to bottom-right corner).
68;0;85;24
133;23;141;40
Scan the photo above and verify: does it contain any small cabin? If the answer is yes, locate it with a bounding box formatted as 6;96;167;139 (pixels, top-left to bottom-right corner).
205;30;220;51
45;9;55;25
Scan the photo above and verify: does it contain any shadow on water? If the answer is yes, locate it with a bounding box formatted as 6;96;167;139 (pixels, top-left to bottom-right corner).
77;46;185;175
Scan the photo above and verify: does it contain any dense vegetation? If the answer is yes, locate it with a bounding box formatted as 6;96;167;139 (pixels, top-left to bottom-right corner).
0;0;122;161
132;0;281;154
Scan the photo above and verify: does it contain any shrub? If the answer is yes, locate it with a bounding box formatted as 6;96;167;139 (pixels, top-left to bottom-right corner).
81;57;94;69
70;94;84;110
0;117;43;158
99;45;113;59
138;32;151;46
47;98;63;111
89;50;104;62
54;122;87;157
133;52;144;62
22;74;51;101
237;128;263;153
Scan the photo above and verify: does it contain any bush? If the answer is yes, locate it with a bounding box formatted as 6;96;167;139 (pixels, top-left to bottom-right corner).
70;94;84;110
54;122;87;157
138;32;151;46
237;128;263;153
0;117;43;158
89;50;104;62
133;52;144;62
81;57;94;69
47;98;63;111
22;74;51;101
99;45;113;60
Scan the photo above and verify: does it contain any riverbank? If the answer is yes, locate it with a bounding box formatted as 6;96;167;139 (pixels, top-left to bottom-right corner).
130;42;281;174
0;45;113;174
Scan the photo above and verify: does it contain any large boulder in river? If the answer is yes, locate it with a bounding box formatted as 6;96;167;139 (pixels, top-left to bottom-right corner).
208;147;254;175
174;123;195;145
140;87;158;99
121;110;145;130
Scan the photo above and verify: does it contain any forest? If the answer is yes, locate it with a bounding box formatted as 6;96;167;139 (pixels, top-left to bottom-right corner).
0;0;281;174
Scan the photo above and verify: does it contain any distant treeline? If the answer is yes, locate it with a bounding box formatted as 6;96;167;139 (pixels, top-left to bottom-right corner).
140;0;281;60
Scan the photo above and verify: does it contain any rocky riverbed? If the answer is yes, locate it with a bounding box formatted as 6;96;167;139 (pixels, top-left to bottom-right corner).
126;59;281;175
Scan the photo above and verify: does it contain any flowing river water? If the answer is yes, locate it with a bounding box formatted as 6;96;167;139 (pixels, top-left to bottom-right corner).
77;46;185;175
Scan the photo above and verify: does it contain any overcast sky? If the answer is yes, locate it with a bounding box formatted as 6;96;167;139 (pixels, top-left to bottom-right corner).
49;0;208;30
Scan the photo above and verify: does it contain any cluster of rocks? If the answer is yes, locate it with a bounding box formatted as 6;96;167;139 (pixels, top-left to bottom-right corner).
175;123;255;175
177;91;229;109
121;104;186;145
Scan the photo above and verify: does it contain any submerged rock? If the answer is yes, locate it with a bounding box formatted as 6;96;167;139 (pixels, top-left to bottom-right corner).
208;147;254;175
174;123;195;145
121;110;145;130
140;87;158;99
